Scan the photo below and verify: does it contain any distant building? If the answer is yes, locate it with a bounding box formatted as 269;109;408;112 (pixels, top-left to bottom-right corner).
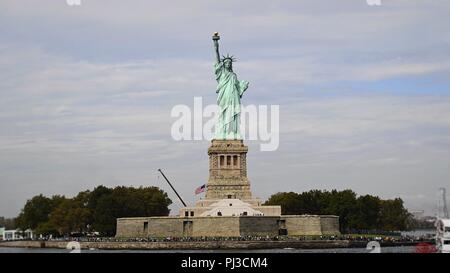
410;210;425;220
2;229;34;241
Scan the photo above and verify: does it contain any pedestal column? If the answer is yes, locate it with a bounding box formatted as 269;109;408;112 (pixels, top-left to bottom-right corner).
205;139;252;199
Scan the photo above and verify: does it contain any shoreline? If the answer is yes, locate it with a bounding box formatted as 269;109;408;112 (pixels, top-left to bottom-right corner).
0;239;431;250
0;240;350;250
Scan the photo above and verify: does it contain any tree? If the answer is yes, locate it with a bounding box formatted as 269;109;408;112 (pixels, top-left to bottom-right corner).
49;199;91;235
298;190;330;215
16;195;66;230
86;185;112;210
264;190;411;232
92;186;172;236
349;195;381;230
379;198;410;231
264;192;302;215
34;221;59;236
323;190;358;232
12;186;172;237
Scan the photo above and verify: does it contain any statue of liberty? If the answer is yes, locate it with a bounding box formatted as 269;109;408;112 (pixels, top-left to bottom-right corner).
212;33;249;140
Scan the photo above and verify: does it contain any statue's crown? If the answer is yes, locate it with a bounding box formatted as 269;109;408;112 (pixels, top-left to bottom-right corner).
221;54;236;62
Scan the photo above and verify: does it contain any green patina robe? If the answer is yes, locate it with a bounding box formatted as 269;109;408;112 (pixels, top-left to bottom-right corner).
214;61;249;139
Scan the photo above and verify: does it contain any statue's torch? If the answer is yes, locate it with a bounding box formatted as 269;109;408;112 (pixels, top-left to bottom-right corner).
212;32;220;41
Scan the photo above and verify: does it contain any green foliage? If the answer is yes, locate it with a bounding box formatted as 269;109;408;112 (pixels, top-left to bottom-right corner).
14;186;172;237
92;186;172;236
49;199;91;235
350;195;381;230
378;198;411;231
323;190;358;231
15;195;66;230
34;221;59;236
264;190;411;232
265;192;301;215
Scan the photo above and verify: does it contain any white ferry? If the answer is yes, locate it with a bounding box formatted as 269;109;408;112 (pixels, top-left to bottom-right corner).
435;219;450;253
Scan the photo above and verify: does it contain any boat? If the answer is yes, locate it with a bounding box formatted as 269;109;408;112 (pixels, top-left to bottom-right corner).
435;219;450;253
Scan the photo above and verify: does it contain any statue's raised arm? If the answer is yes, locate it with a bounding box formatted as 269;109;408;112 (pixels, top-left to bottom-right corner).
211;32;249;140
212;32;220;64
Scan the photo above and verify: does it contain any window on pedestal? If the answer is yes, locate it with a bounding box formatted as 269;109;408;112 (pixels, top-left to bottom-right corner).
233;155;238;167
220;155;224;167
227;156;231;166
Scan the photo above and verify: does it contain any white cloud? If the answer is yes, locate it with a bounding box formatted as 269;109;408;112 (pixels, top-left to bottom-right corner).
1;0;450;217
281;95;450;137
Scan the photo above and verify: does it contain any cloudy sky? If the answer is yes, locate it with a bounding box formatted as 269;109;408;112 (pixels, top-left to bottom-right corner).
1;0;449;217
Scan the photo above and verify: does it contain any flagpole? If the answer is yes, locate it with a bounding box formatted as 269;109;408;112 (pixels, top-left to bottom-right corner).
157;168;187;207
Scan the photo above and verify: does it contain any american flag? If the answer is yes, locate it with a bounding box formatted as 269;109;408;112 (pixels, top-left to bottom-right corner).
195;184;206;195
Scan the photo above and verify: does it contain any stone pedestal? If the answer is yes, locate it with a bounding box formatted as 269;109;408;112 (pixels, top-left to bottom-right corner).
179;139;281;218
205;139;252;200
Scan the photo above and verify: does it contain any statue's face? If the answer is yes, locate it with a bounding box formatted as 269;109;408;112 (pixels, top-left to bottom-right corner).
224;60;232;70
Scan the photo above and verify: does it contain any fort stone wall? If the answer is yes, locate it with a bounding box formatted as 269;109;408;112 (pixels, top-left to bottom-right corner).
116;215;340;238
